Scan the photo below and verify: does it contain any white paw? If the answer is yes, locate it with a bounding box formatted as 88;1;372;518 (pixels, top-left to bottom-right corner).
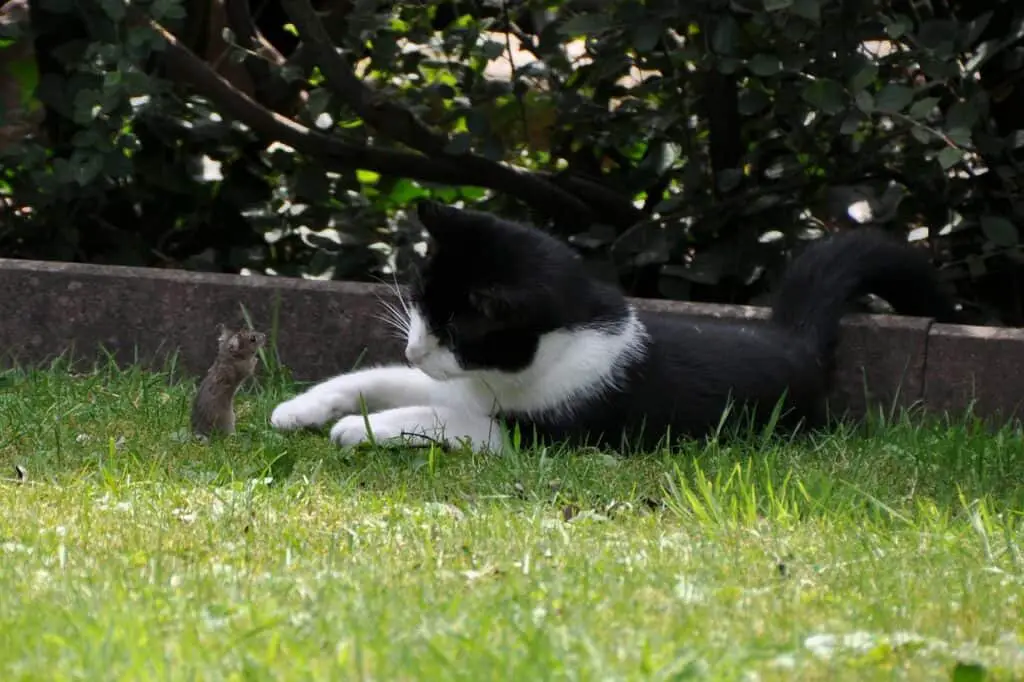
329;414;414;447
270;393;339;430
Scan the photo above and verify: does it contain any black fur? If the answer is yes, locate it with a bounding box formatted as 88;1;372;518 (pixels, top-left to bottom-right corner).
412;201;959;450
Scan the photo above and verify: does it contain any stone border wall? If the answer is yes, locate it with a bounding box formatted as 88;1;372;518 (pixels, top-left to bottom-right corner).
1;258;1021;422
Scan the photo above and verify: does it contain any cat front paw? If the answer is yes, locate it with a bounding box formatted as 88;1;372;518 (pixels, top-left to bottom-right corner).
329;414;388;446
329;412;433;447
271;393;340;430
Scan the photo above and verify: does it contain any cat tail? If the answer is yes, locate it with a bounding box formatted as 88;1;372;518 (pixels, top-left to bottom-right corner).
769;227;958;360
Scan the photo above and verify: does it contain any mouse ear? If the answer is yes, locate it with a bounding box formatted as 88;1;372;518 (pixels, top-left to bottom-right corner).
226;335;241;352
216;324;231;342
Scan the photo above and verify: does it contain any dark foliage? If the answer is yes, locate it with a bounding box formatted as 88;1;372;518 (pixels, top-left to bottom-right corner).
0;0;1022;324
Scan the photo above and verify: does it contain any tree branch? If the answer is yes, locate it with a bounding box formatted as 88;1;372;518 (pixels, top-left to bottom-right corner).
277;0;610;227
279;0;449;155
128;10;627;229
544;172;646;227
223;0;286;66
223;0;306;114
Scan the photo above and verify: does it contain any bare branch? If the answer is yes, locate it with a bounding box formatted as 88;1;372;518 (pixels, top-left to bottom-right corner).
279;0;448;155
277;0;611;227
223;0;306;114
132;12;473;182
127;9;637;229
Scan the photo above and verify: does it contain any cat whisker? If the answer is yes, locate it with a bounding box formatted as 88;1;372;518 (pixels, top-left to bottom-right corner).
373;300;411;340
389;272;413;318
372;285;412;334
373;314;410;339
372;273;413;317
380;300;410;329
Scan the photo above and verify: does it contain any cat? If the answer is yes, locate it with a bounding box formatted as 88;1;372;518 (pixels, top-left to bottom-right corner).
269;200;959;452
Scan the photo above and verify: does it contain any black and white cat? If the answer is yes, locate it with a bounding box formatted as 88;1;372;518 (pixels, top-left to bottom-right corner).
270;200;958;452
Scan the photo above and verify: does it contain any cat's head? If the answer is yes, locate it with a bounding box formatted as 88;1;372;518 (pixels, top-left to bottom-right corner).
401;200;625;380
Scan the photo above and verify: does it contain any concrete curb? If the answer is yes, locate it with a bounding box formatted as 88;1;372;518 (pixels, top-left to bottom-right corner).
1;258;1021;422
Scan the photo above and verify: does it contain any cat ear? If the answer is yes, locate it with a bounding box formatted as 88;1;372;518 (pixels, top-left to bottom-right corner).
416;200;465;241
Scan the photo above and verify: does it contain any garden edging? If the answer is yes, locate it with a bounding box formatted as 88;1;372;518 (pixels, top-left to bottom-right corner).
1;258;1021;422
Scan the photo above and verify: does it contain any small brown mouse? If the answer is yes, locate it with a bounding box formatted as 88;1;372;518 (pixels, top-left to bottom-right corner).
191;324;266;439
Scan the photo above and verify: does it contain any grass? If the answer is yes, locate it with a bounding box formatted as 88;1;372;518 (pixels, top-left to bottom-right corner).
0;358;1022;681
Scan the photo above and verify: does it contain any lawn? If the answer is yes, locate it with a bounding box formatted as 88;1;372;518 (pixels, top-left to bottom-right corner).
0;359;1022;681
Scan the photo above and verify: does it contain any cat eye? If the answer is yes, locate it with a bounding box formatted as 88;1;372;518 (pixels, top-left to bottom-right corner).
435;322;457;345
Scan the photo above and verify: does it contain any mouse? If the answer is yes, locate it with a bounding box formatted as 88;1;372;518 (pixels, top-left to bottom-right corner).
191;324;266;439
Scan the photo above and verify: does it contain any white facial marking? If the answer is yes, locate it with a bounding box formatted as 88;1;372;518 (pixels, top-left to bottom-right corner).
404;308;461;381
404;308;432;364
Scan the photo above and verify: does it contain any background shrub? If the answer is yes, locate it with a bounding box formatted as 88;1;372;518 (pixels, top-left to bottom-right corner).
1;0;1022;324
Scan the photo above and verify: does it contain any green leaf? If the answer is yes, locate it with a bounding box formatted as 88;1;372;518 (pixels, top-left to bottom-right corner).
790;0;821;22
946;128;973;147
917;19;959;55
764;0;793;10
557;14;613;36
911;126;933;144
97;0;126;21
636;141;680;179
738;88;771;115
840;111;864;135
937;147;964;170
849;63;878;92
478;40;505;61
305;89;332;118
387;178;428;205
963;12;994;48
883;14;914;39
950;662;987;682
632;20;663;53
908;97;940;120
874;84;914;113
711;17;740;55
945;100;979;130
980;215;1019;247
855;90;874;113
801;79;846;115
70;152;103;186
9;58;40;111
748;54;782;77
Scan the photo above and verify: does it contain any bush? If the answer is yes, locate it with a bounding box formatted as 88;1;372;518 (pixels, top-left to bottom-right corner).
1;0;1022;324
